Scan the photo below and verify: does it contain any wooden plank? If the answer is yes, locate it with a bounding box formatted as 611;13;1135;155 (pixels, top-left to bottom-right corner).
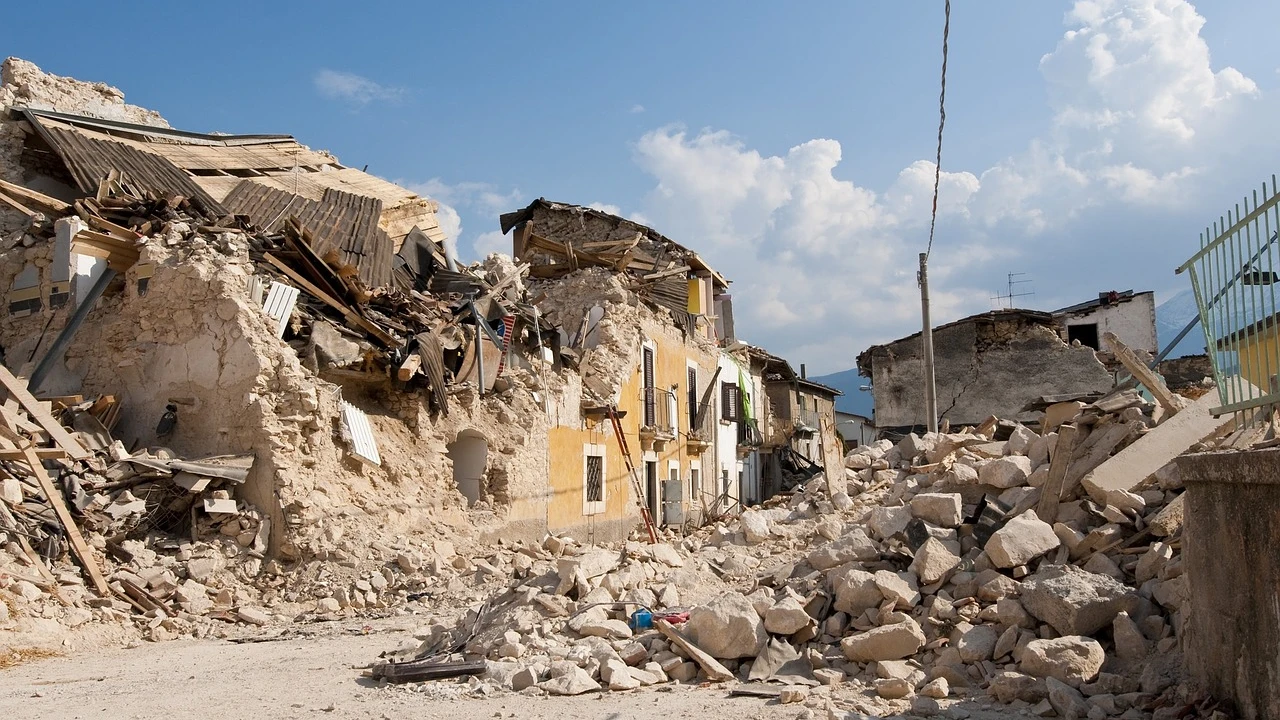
0;177;71;213
0;189;37;217
1035;423;1080;523
1104;332;1185;416
21;444;110;595
0;365;89;460
654;618;734;682
0;448;65;460
396;352;422;381
263;253;400;347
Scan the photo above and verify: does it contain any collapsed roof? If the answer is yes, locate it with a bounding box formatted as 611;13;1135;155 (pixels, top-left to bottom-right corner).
500;198;729;289
12;107;448;288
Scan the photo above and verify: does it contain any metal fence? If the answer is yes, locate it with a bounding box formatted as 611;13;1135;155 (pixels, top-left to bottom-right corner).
1176;175;1280;422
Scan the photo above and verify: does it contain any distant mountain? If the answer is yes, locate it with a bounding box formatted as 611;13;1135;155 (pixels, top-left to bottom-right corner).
1155;288;1206;359
1156;285;1278;360
809;368;874;417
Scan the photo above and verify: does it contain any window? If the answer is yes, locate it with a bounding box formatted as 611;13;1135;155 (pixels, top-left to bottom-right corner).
721;381;741;422
1067;323;1100;350
690;467;701;502
583;444;606;515
687;366;698;429
642;345;656;426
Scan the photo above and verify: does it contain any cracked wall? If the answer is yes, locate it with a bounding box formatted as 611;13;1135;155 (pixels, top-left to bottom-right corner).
870;316;1113;429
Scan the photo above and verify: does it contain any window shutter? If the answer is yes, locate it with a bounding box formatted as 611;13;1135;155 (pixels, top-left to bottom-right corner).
642;347;655;426
687;367;698;429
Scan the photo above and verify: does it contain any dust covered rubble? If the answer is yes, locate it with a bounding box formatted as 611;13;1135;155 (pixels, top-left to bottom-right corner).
371;399;1201;719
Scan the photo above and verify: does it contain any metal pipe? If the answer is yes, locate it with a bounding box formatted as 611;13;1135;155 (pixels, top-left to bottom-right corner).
30;268;117;392
919;253;938;434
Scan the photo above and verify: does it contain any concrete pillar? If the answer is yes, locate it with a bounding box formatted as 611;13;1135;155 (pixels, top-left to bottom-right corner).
1176;448;1280;720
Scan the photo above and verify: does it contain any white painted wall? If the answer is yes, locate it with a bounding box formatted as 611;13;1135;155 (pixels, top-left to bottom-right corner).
835;411;876;447
715;352;742;509
1060;292;1158;354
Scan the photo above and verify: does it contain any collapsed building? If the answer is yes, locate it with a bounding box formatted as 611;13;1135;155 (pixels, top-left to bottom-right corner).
858;291;1164;435
0;59;850;651
857;310;1115;432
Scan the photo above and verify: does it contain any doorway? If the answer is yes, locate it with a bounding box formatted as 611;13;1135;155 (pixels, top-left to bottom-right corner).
644;460;659;523
447;429;488;507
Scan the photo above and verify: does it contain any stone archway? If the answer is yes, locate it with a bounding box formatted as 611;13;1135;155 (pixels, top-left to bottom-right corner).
447;429;488;507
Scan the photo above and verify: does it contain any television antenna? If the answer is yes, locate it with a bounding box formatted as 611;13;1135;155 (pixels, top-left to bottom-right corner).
991;272;1035;309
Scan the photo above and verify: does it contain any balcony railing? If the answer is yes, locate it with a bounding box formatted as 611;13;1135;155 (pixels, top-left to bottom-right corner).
688;400;715;445
640;387;677;439
796;408;821;432
738;418;762;447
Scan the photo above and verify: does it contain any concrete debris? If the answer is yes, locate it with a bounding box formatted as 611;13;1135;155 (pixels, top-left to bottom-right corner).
984;509;1060;568
362;359;1215;713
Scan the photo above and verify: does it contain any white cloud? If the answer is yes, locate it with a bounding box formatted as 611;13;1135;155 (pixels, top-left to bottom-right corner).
471;230;509;259
406;179;523;263
586;202;651;226
630;104;646;114
630;0;1266;373
313;69;405;106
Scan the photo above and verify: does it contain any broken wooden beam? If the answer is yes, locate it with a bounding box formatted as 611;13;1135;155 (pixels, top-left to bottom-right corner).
654;618;734;682
1036;422;1080;523
0;366;89;460
396;352;422;382
0;177;70;214
21;444;109;595
1104;331;1186;416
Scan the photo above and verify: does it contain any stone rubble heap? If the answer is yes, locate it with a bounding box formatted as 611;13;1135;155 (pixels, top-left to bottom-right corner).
372;393;1213;719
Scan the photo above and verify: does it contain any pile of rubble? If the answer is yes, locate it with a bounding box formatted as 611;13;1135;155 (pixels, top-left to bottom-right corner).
367;384;1223;719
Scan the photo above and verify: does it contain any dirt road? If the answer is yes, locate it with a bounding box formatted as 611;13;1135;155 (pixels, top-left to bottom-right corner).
0;619;1024;720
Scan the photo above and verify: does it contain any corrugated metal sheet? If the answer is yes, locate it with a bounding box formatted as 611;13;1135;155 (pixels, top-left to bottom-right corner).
262;281;300;338
222;180;393;288
32;121;226;216
340;400;381;466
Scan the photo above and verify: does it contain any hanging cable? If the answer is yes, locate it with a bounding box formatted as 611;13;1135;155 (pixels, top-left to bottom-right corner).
925;0;951;259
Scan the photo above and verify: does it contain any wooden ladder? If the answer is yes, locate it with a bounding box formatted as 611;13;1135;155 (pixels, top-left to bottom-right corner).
606;406;658;543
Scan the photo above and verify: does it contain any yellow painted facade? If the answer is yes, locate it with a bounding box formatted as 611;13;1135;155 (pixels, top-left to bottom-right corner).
1235;325;1280;394
542;322;718;541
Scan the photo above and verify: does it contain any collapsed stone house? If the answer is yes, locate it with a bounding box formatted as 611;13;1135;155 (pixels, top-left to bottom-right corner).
0;59;572;571
857;309;1115;432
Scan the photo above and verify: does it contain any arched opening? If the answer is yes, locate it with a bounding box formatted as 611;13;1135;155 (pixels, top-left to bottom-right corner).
447;429;488;508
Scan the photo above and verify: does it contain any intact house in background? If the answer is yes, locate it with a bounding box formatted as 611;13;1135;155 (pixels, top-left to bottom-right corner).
834;409;875;448
857;308;1113;434
1051;289;1157;356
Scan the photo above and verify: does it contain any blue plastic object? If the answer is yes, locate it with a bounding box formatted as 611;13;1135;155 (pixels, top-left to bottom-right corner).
629;608;653;630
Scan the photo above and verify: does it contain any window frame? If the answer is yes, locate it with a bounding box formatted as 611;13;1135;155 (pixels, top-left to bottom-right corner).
582;443;607;516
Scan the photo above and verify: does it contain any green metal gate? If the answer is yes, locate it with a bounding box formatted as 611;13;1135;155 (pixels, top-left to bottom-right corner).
1176;175;1280;422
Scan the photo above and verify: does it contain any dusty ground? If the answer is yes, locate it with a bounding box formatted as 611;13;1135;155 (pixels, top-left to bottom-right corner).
0;618;1032;720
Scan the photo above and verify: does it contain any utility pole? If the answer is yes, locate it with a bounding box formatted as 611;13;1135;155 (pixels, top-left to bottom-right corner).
919;252;938;434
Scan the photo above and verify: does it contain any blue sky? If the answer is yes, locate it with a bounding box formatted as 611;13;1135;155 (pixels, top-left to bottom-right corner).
5;0;1280;373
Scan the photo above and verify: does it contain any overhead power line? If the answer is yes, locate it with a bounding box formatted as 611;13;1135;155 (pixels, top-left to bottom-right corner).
925;0;951;259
